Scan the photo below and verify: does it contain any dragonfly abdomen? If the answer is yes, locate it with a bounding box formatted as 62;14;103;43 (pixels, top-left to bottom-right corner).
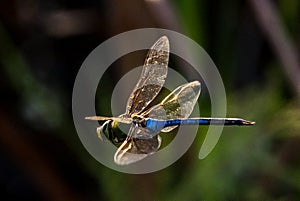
144;117;254;130
175;118;254;126
163;119;210;127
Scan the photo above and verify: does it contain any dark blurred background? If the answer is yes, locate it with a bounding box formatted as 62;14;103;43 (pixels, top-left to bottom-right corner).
1;0;300;200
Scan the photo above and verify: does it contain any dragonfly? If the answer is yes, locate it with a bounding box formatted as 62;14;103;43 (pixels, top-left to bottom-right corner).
86;36;255;165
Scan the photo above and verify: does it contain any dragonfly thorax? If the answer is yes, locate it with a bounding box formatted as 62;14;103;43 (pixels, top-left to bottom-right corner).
131;114;148;128
130;114;143;120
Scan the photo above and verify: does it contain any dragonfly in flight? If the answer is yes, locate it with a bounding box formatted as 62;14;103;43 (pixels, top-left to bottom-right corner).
86;36;255;165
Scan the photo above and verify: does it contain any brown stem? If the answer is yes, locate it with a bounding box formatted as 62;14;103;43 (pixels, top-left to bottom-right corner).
248;0;300;95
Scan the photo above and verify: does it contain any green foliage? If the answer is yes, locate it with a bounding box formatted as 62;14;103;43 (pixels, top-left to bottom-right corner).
0;24;64;129
173;0;206;45
278;0;299;37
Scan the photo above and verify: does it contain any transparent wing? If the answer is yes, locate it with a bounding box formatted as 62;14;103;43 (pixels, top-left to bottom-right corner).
142;81;201;132
125;36;169;116
85;116;132;124
114;126;161;165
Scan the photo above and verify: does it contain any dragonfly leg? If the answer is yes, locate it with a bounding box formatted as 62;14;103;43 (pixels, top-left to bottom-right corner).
96;127;103;141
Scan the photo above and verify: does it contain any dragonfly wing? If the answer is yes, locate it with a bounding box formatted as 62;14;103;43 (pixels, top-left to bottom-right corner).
85;116;132;124
143;81;201;132
125;36;169;115
114;126;161;165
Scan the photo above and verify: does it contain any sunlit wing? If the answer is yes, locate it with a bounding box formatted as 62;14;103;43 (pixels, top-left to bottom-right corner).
141;81;201;132
114;126;161;165
125;36;169;116
85;116;132;124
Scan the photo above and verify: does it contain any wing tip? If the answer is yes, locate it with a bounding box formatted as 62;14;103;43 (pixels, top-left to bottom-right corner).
153;36;169;51
160;35;169;41
85;116;98;120
190;80;201;87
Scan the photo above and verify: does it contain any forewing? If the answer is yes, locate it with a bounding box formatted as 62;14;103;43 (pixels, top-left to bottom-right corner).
142;81;201;132
114;126;161;165
125;36;169;115
85;116;132;124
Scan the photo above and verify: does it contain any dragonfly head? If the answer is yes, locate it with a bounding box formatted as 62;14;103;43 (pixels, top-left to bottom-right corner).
99;120;127;146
